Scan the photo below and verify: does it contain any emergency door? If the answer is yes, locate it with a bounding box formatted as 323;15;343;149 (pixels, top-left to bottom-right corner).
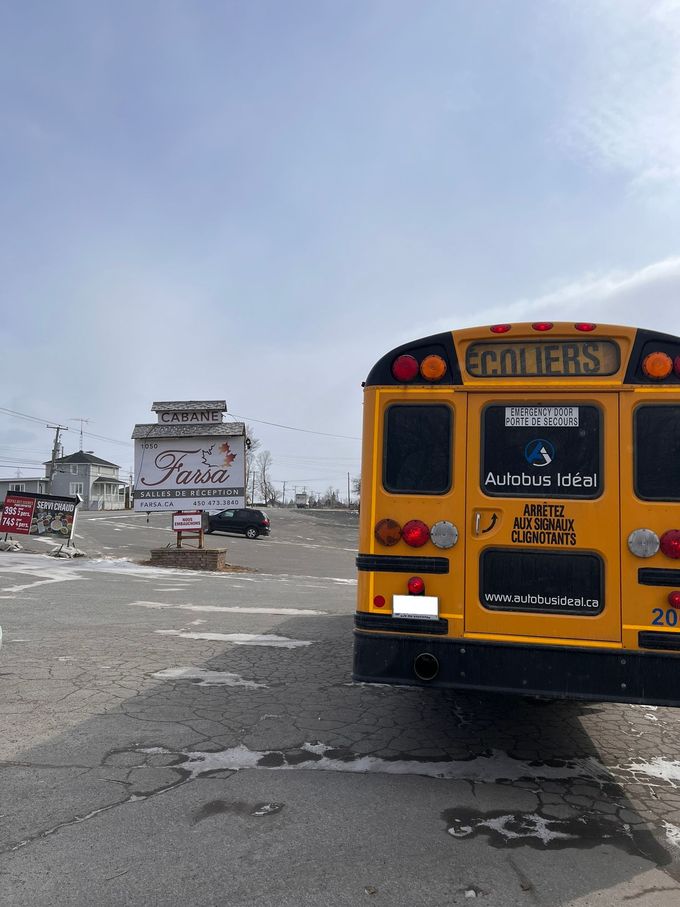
464;394;622;643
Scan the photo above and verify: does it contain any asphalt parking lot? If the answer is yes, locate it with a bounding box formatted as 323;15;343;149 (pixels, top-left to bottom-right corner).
2;509;680;905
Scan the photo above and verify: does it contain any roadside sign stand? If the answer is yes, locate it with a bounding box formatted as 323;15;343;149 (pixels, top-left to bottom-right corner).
173;511;206;549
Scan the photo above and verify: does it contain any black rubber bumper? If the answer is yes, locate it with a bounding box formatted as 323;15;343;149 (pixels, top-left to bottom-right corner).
353;629;680;707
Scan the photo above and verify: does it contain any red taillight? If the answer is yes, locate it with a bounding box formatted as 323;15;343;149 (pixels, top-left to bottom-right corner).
660;530;680;559
392;354;419;382
490;324;511;334
674;356;680;377
402;520;430;548
575;323;596;332
373;595;386;608
668;591;680;609
407;576;425;595
532;322;553;332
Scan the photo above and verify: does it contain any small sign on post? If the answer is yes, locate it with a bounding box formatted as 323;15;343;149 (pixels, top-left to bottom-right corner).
172;511;207;548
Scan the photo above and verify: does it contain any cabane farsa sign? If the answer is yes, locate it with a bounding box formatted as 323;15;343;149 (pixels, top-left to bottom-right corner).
133;435;246;511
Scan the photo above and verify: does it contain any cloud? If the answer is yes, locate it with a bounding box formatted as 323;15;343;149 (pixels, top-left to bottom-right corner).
558;0;680;191
424;256;680;336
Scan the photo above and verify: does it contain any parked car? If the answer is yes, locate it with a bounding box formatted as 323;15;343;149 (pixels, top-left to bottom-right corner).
206;508;270;539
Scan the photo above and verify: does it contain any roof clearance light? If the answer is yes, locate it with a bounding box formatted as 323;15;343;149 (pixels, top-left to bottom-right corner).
402;519;430;548
407;576;425;595
642;351;673;380
660;529;680;560
420;354;447;382
575;323;596;332
674;355;680;378
374;518;402;547
668;591;680;609
627;528;659;558
532;322;554;332
490;324;511;334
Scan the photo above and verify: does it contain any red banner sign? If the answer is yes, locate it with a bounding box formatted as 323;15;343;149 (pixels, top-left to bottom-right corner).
0;494;37;534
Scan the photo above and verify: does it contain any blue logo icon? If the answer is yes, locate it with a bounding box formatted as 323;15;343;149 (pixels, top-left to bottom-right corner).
525;439;555;467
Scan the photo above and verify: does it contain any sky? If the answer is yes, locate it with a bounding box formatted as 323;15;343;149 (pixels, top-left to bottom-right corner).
2;0;680;498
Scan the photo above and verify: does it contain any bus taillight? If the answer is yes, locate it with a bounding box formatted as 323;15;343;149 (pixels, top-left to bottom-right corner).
373;595;386;608
391;355;419;382
420;354;447;381
674;356;680;377
375;518;402;546
660;530;680;559
402;520;430;547
668;591;680;609
642;352;673;380
407;576;425;595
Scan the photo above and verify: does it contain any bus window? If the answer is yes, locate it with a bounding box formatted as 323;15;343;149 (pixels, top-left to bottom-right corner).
634;404;680;501
383;404;452;494
481;403;602;499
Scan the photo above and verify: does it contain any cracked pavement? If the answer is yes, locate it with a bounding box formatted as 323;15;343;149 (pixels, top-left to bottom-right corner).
2;510;680;905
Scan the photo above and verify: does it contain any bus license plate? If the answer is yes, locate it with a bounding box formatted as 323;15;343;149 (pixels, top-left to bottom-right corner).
393;595;439;620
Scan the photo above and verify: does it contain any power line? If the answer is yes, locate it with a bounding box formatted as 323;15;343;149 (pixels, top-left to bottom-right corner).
229;412;360;441
0;406;131;448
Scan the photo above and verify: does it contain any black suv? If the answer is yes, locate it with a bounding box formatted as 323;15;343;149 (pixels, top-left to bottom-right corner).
206;508;270;539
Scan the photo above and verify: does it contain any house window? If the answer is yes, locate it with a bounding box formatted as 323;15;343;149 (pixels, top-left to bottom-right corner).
70;482;84;496
10;483;25;492
70;464;79;475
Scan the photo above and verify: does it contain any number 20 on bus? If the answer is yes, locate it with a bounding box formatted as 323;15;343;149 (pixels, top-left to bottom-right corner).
354;322;680;707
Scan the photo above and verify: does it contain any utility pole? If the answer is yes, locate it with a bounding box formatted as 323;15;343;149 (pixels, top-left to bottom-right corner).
282;481;286;506
347;472;351;509
47;424;68;494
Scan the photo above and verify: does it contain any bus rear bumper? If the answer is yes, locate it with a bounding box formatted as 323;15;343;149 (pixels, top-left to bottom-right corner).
353;628;680;707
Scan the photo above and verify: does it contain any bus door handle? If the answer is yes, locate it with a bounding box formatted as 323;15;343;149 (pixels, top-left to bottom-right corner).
473;509;501;537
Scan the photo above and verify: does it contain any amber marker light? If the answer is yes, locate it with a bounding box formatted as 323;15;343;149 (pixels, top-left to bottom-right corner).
420;354;447;381
642;352;673;380
374;518;402;547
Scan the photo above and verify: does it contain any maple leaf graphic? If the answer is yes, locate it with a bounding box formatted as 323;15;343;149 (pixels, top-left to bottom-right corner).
219;441;237;466
201;444;218;466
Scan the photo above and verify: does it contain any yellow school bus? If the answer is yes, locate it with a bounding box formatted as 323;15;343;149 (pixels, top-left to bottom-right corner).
353;322;680;706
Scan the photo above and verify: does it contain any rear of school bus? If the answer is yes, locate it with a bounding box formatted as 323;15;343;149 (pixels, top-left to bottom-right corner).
353;322;680;706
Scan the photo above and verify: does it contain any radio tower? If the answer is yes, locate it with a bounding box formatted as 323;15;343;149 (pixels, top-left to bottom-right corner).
69;417;91;451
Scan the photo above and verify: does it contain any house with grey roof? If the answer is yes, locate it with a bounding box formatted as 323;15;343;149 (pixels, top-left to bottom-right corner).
0;476;49;500
43;451;126;510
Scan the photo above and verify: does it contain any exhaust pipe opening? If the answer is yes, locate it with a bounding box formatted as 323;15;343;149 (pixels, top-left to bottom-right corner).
414;652;439;682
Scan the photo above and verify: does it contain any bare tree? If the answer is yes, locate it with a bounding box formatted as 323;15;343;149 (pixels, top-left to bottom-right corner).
352;476;361;497
257;450;276;505
245;425;261;504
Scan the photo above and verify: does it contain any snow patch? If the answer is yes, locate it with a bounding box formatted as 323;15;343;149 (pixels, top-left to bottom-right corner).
156;630;312;648
663;821;680;848
140;743;609;783
131;600;326;616
151;667;265;688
